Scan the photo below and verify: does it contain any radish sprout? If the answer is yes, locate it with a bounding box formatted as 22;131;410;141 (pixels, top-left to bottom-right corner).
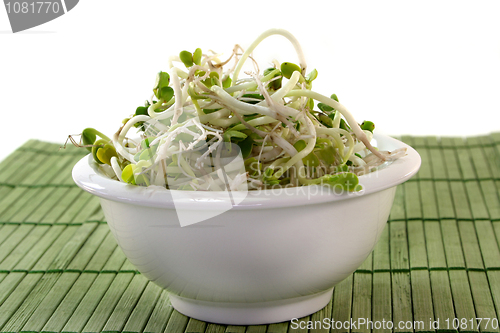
69;29;405;192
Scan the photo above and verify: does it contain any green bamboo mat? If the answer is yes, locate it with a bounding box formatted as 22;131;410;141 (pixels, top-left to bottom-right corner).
0;134;500;333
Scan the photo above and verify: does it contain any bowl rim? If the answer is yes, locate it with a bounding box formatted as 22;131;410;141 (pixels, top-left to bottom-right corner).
72;133;421;210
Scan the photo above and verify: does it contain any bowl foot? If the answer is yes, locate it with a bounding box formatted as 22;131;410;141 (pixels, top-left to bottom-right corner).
169;288;333;325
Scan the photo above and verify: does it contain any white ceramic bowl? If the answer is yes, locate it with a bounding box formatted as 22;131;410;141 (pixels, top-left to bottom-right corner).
72;133;420;325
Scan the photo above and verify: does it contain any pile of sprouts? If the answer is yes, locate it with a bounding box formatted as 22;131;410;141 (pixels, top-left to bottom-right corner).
69;29;405;192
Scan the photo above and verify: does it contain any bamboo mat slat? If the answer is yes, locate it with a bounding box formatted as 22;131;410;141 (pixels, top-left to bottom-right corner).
0;134;499;332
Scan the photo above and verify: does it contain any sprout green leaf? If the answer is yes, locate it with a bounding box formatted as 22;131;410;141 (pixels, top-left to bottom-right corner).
179;50;194;68
92;139;108;165
193;48;202;66
153;72;173;101
237;136;254;159
305;68;318;82
321;172;360;192
82;128;97;152
280;62;302;79
361;120;375;132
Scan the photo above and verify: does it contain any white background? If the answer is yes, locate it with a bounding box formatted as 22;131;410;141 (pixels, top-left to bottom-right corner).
1;0;499;162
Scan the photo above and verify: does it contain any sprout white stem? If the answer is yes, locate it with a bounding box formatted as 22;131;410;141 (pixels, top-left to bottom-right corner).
170;67;184;126
211;85;278;118
110;156;123;181
285;89;386;160
232;28;307;83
